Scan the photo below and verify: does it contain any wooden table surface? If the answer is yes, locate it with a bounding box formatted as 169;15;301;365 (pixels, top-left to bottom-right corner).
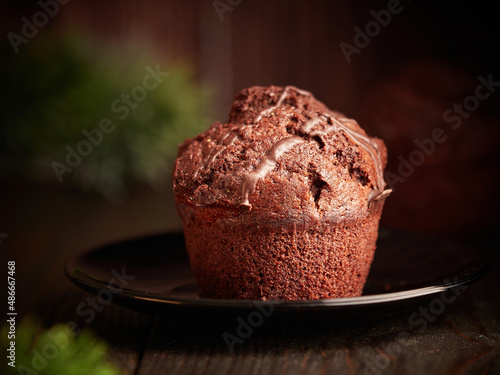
1;180;499;375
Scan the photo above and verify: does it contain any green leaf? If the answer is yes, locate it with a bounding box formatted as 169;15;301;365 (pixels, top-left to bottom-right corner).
0;33;213;200
1;315;121;375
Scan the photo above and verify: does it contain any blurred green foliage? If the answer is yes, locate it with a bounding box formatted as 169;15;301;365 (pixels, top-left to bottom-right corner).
1;315;120;375
0;34;211;200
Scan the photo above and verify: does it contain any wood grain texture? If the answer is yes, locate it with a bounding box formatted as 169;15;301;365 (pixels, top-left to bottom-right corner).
135;264;500;375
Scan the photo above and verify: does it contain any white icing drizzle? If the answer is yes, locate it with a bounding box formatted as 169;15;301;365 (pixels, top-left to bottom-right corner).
193;131;240;179
300;115;386;193
240;136;304;207
299;116;324;134
192;85;389;208
254;86;311;123
240;87;390;208
194;86;311;181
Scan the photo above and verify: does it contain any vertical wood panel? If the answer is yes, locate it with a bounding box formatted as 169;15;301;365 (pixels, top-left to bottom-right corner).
52;0;369;117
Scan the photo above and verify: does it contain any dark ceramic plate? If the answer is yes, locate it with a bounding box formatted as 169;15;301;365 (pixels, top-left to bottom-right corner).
65;229;488;314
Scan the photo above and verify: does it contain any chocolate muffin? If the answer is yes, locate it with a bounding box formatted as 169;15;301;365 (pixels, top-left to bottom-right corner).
173;86;391;300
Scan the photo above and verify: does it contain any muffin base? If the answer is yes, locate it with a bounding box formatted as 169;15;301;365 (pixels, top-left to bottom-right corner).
178;202;385;300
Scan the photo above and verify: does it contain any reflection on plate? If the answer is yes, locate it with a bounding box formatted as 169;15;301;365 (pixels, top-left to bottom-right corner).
65;229;488;313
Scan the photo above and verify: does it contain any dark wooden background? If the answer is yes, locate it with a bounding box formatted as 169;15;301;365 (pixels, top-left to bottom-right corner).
3;0;499;119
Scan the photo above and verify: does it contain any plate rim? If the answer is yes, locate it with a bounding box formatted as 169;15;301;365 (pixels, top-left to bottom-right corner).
64;230;490;311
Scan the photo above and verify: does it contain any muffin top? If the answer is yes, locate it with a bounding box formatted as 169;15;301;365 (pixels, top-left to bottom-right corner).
173;86;390;222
